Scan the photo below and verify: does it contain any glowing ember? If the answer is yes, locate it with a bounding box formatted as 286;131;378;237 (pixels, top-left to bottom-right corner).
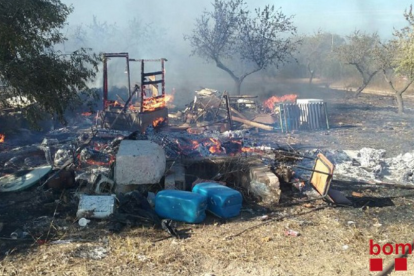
128;105;137;111
174;137;255;157
263;94;298;111
0;134;4;143
152;117;165;128
81;112;92;116
191;140;200;149
77;153;115;167
85;158;115;166
208;138;222;154
241;147;253;152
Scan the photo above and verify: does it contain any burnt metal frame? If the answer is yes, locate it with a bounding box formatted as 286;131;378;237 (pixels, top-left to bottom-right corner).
223;92;233;130
129;58;167;113
102;53;131;110
228;95;258;112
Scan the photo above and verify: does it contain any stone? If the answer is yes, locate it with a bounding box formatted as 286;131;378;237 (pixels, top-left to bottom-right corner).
164;162;186;190
115;140;166;186
171;162;186;190
247;166;280;204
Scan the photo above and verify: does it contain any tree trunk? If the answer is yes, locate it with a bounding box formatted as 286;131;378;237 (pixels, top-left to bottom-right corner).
309;71;314;84
351;64;378;98
307;63;314;84
382;70;413;115
354;84;367;97
395;92;404;114
235;79;242;95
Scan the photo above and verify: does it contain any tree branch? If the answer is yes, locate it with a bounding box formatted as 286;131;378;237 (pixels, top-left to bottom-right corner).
399;79;414;95
382;69;397;93
214;58;239;82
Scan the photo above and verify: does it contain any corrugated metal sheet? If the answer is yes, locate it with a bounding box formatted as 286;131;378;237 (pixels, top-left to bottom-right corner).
279;102;329;132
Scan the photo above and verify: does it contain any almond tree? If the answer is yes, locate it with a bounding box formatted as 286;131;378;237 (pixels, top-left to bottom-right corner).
335;31;380;97
185;0;297;95
297;31;343;84
382;5;414;114
374;41;412;114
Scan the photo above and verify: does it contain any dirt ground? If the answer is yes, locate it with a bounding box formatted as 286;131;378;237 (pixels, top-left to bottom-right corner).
1;83;414;276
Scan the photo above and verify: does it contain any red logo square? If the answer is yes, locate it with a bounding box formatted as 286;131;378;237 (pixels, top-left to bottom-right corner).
395;258;407;271
370;258;383;271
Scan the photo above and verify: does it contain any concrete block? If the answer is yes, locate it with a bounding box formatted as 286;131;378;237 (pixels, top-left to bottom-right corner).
115;140;166;185
164;163;186;190
164;174;176;190
248;166;280;204
171;163;186;190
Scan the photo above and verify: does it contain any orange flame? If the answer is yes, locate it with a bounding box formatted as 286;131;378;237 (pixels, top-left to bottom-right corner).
152;117;165;128
143;97;165;112
143;94;174;112
263;94;298;111
107;100;123;108
165;94;174;104
81;112;92;116
0;134;4;143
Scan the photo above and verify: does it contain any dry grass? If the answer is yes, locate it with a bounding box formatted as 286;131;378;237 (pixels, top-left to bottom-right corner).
1;198;413;276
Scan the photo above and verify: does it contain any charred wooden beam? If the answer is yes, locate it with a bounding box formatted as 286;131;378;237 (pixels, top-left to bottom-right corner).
232;116;274;131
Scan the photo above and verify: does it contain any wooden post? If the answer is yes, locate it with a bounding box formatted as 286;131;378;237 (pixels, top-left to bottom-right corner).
103;57;108;110
224;92;233;130
140;59;145;113
232;116;274;131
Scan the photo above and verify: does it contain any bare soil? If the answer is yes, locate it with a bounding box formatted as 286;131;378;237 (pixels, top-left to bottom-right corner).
1;83;414;276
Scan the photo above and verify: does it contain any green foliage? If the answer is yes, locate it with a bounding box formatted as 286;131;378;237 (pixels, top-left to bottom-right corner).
184;0;297;94
392;5;414;79
0;0;99;126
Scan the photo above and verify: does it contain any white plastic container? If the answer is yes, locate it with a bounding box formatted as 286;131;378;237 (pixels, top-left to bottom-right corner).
77;194;116;219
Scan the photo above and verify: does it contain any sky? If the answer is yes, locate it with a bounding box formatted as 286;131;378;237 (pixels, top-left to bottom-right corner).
60;0;414;96
62;0;411;38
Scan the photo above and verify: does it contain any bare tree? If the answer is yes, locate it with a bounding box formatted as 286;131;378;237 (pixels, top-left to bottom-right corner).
297;31;343;84
184;0;297;95
335;31;380;97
